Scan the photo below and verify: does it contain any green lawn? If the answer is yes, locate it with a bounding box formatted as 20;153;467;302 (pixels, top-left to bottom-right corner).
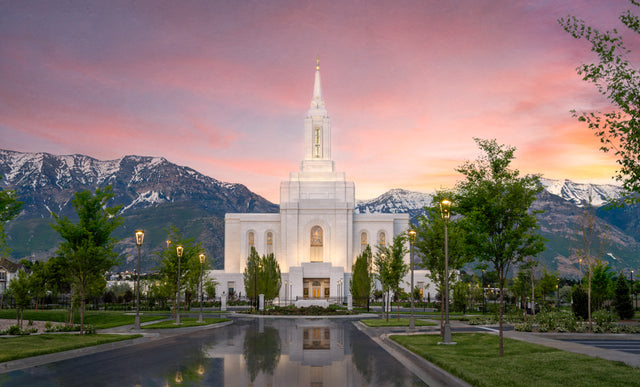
0;309;164;329
391;333;640;387
0;334;141;363
142;317;230;329
362;318;436;327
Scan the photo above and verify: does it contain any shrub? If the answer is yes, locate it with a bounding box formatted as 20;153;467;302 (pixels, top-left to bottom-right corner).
593;309;617;332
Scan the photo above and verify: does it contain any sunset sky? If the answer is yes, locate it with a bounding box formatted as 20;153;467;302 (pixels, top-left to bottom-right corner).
0;0;633;202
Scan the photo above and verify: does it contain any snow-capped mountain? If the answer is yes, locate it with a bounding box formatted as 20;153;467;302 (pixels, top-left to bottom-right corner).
0;149;277;218
355;179;625;216
356;189;432;218
539;178;623;207
0;149;278;269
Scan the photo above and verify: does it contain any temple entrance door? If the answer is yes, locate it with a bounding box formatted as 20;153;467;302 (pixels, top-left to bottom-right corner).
304;278;330;299
311;281;321;298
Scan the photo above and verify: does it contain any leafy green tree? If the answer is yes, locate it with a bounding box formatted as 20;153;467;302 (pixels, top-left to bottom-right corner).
452;281;469;313
559;2;640;201
455;138;545;356
204;278;218;300
157;227;207;312
613;273;634;319
414;190;469;333
0;176;22;257
8;269;31;329
511;267;530;315
51;186;123;334
374;233;408;321
351;245;373;307
591;261;614;310
538;268;559;309
242;248;281;307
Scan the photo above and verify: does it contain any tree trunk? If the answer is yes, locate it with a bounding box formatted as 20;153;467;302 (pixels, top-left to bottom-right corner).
80;286;86;335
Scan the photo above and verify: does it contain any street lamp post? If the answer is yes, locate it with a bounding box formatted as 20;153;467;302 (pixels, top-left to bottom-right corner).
134;230;144;330
176;245;183;325
381;252;387;317
631;270;636;310
440;199;455;345
481;269;485;314
198;253;205;323
408;229;417;330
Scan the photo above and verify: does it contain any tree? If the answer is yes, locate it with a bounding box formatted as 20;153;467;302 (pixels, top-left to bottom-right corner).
0;176;22;257
572;285;589;320
538;268;559;309
260;253;281;301
414;190;469;334
204;278;218;300
613;273;634;319
243;247;261;310
157;227;207;312
451;281;469;313
351;245;373;307
51;186;123;334
591;261;614;310
573;193;609;330
8;269;31;329
374;233;408;321
559;3;640;201
242;248;282;308
455;138;546;356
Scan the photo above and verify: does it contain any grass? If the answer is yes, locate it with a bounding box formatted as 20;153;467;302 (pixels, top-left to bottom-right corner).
0;334;141;363
362;318;436;327
142;317;230;329
0;309;165;329
391;333;640;386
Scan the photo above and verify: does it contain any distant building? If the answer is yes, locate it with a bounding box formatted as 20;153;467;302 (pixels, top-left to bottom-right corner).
212;60;434;302
0;258;26;293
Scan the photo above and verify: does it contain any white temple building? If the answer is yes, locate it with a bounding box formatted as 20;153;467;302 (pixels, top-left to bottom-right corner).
212;60;433;303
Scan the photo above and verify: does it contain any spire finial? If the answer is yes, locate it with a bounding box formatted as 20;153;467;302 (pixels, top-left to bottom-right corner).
316;56;320;71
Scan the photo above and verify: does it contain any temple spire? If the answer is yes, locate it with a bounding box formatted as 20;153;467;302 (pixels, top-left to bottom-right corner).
311;56;324;110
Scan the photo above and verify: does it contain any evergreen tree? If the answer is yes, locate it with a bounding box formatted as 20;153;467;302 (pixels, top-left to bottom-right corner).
613;273;634;320
351;245;373;307
455;138;545;357
260;253;281;301
51;186;123;334
572;285;589;320
243;247;261;309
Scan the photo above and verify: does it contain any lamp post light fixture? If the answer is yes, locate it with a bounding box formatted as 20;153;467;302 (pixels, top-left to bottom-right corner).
176;245;184;325
134;230;144;330
440;199;455;345
408;229;417;330
198;253;205;323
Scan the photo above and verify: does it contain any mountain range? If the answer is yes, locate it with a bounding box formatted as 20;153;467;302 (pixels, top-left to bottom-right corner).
1;149;638;277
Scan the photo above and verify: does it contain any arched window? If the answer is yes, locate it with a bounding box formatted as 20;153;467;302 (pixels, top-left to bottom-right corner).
248;231;255;252
310;226;323;262
360;232;368;252
266;232;274;255
378;231;386;246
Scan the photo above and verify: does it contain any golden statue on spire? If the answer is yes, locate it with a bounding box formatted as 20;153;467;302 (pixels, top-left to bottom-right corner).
316;56;320;71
